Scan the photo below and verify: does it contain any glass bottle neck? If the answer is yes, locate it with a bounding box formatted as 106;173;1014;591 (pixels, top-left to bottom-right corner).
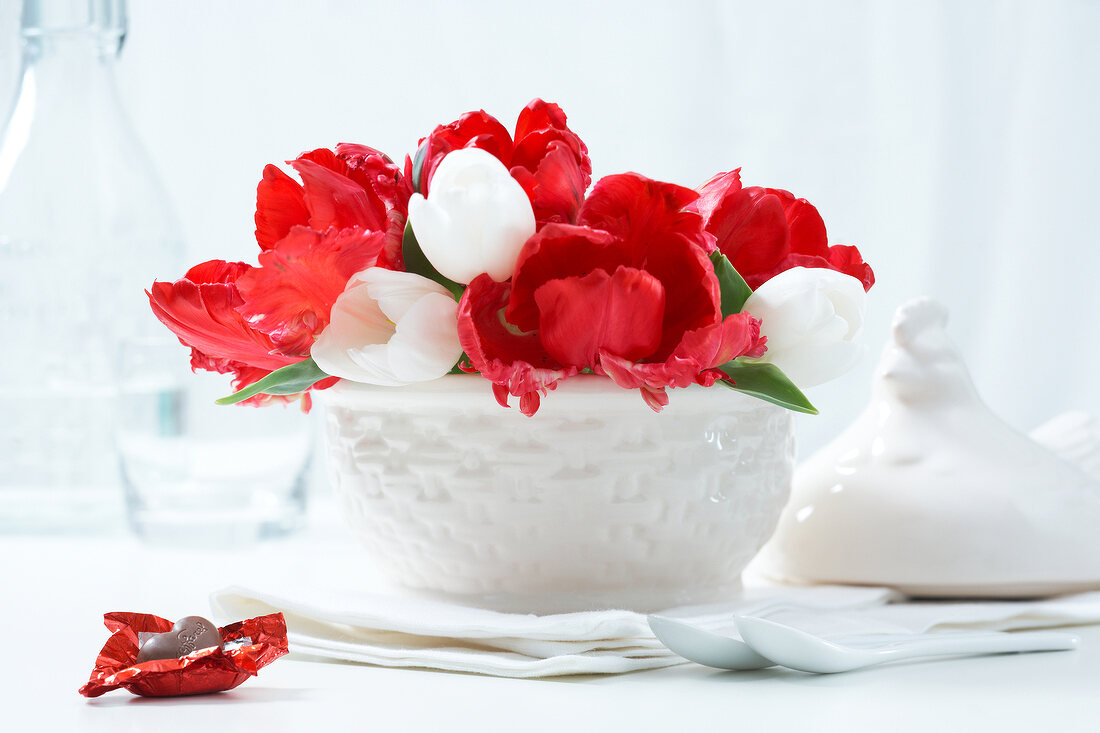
17;0;127;85
20;0;127;45
22;28;123;64
21;30;122;77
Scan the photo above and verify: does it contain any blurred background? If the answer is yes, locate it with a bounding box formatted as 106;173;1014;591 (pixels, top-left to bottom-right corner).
1;0;1097;458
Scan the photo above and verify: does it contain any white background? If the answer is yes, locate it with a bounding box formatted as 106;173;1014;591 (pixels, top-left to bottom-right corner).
2;0;1098;453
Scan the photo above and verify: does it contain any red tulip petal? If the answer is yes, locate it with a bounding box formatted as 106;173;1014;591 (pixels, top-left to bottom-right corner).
518;391;542;417
254;165;310;251
708;185;790;278
334;143;409;269
511;141;589;226
512;99;591;175
578;173;708;254
677;312;767;366
255;147;402;257
414;100;591;228
691;169;742;223
743;253;828;290
289;156;389;234
506;223;622;331
534;266;665;368
510;100;591;226
639;386;671;412
458;274;577;413
599;312;764;399
460;275;561;372
641;234;722;360
575;173;721;359
765;188;828;259
576;171;721;358
513;99;571;142
698;172;874;292
435;110;514;161
512;127;590;176
182;259;252;285
147;260;294;373
332;144;405;205
416;110;514;193
492;382;511;409
745;247;875;292
235;226;385;357
828;244;876;291
509;174;724;364
600;350;690;391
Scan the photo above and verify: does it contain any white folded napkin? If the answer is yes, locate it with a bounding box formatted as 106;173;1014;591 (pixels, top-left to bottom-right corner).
209;583;1100;678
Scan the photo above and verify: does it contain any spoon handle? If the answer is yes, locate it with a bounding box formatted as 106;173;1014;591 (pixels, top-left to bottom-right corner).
882;630;1080;663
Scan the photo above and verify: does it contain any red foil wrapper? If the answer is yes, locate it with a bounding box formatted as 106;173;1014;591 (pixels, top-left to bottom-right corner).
79;612;288;698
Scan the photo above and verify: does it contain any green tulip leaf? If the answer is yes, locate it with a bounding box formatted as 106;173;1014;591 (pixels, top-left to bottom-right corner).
709;250;753;317
410;143;429;194
215;357;331;406
716;360;818;415
448;352;473;375
402;221;465;300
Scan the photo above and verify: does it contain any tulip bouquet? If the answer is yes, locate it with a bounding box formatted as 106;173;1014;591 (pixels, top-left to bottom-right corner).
148;99;874;416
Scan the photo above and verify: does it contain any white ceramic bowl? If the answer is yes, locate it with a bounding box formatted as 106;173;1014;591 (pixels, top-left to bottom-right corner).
321;374;795;613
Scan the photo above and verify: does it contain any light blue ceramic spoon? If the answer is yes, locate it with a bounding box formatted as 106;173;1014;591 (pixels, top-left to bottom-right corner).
734;615;1080;674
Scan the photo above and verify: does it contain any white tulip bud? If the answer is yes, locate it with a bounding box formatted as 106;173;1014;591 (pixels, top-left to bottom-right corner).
742;267;866;388
311;268;462;386
407;147;536;284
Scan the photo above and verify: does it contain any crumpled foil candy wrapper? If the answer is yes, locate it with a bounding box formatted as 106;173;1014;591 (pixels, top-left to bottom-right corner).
79;611;288;697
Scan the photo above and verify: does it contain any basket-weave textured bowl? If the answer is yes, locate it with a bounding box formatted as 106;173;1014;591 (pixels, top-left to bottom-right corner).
322;374;795;613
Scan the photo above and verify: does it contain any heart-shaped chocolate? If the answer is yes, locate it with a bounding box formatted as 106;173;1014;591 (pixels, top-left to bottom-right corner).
136;616;223;663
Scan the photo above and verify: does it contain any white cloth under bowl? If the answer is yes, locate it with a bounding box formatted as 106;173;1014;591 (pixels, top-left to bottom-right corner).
209;584;1100;678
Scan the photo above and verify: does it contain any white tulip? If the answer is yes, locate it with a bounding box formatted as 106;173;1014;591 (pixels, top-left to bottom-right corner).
742;267;867;388
407;147;536;284
311;268;462;386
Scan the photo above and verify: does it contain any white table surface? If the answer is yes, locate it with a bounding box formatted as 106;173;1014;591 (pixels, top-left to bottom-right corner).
6;507;1100;733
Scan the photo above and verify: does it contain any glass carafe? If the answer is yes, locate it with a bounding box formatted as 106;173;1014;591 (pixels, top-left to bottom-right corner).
0;0;184;532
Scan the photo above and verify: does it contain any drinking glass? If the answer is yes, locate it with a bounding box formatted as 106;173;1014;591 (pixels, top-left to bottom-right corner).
118;336;312;547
